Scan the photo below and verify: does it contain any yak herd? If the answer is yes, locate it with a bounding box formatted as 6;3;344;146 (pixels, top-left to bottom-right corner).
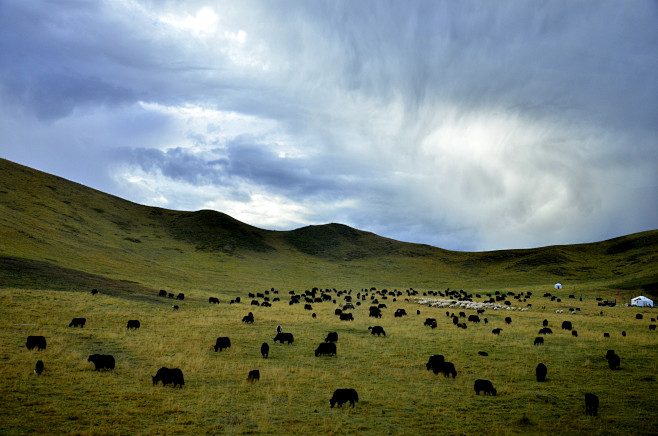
23;285;656;415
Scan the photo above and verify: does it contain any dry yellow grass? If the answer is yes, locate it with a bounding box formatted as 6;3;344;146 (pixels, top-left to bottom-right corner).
1;285;656;435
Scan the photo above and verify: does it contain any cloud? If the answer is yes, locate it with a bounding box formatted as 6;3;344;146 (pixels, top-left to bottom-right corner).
0;0;656;251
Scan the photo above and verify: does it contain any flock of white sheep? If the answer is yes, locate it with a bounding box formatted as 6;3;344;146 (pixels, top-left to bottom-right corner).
415;298;529;312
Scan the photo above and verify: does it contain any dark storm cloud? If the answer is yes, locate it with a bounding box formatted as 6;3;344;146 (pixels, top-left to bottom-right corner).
118;134;374;202
0;0;656;251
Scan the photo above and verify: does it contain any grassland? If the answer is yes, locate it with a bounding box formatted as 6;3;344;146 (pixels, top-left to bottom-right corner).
1;286;657;435
0;158;657;435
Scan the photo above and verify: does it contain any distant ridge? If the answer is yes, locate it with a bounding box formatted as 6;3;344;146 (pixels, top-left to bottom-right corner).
0;157;656;296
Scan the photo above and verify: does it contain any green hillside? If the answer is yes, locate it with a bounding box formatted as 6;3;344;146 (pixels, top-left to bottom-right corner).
0;157;656;299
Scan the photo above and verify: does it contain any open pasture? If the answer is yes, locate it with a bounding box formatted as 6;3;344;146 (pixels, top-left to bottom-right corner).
1;285;656;435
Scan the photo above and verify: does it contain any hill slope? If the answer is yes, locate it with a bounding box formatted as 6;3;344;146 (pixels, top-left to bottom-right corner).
0;158;656;297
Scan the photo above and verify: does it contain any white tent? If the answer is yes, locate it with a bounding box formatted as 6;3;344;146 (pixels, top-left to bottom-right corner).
631;296;653;308
554;283;562;289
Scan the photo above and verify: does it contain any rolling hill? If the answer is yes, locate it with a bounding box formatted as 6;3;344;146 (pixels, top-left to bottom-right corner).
0;157;656;299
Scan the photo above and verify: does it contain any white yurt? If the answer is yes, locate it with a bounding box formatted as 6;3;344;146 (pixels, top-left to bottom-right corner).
631;296;653;308
554;283;563;289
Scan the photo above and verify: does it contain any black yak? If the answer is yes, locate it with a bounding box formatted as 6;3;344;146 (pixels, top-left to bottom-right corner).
474;379;496;396
152;367;184;388
585;393;599;416
273;332;294;344
69;318;86;328
536;363;547;382
214;337;231;352
330;389;359;408
315;342;337;357
88;354;115;371
26;336;46;351
248;369;260;382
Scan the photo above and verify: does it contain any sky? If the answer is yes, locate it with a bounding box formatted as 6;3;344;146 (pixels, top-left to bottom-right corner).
1;1;656;252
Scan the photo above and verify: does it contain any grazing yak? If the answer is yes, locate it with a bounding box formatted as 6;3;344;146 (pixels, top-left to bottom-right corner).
441;361;458;378
172;305;179;310
273;332;294;344
536;363;547;382
424;318;437;327
491;328;502;335
649;325;656;331
152;367;184;388
88;354;115;371
572;330;578;337
585;393;599;416
542;319;549;327
315;342;337;357
474;379;496;396
325;332;338;343
126;320;140;330
26;336;46;351
158;290;167;297
209;297;219;304
561;321;573;330
368;326;386;336
478;351;489;357
534;337;544;346
394;308;407;317
91;288;98;295
468;315;480;323
426;354;445;375
34;360;44;375
247;369;260;382
69;318;86;328
369;307;382;318
214;337;231;352
538;327;553;335
330;388;359;408
505;317;512;324
606;351;620;370
242;314;254;324
176;293;185;300
339;313;354;321
261;342;269;358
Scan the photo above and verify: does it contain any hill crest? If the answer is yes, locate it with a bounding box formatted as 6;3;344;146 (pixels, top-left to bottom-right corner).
0;157;656;295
